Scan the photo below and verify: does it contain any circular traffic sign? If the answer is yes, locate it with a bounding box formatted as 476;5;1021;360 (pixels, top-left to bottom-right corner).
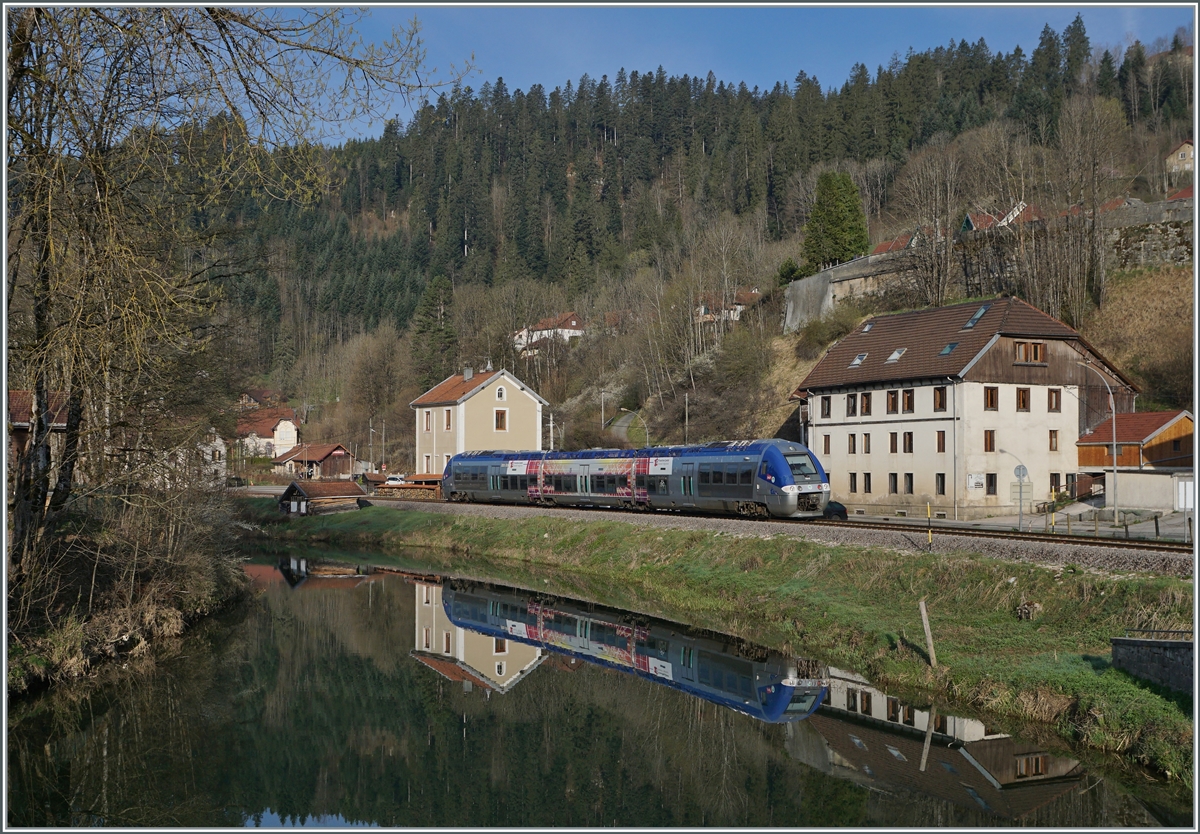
1014;464;1028;481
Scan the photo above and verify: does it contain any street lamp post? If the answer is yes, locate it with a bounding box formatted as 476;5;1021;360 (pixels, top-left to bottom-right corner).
620;407;650;449
1077;361;1118;525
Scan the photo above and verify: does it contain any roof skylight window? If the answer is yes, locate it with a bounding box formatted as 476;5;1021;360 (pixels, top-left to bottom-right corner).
940;342;959;355
962;304;991;329
850;353;868;367
885;348;906;363
862;322;874;332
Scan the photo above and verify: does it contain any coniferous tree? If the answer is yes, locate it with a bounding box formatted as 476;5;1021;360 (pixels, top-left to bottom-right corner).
800;171;869;274
1096;50;1119;99
410;275;459;390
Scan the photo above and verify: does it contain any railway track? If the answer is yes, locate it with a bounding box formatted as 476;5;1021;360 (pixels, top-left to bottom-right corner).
806;518;1194;554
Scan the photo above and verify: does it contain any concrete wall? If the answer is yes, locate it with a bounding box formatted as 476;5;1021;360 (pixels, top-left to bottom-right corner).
1107;470;1182;511
1110;636;1193;695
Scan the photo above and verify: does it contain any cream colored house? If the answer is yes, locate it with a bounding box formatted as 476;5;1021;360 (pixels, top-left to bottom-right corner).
410;367;547;476
411;582;543;693
794;298;1135;520
1166;139;1194;174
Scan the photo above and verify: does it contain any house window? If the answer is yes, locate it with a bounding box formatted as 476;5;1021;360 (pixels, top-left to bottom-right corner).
1015;755;1046;779
936;473;946;495
850;353;867;367
424;409;432;431
444;408;452;431
497;386;506;401
904;473;913;494
1016;388;1030;412
443;632;452;654
887;697;901;722
848;434;856;454
423;628;431;650
859;691;872;714
849;473;857;493
863;473;872;494
940;342;958;355
1015;341;1029;362
887;390;899;414
890;432;898;454
1050;472;1061;494
1174;439;1182;452
889;473;898;494
444;454;451;469
933;386;947;412
823;435;831;456
423;454;431;473
1049;429;1058;451
846;393;857;417
1031;343;1044;362
937;430;946;453
861;392;872;415
986;473;997;495
495;409;508;431
984;386;998;410
886;348;907;363
984;429;996;452
423;585;432;605
902;389;914;413
846;688;858;712
1048;389;1061;412
496;662;506;677
494;638;508;654
820;396;831;418
903;432;913;453
863;433;871;454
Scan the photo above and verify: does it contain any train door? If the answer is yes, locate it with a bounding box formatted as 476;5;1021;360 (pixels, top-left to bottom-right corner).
578;465;590;498
678;644;695;681
681;463;695;507
576;618;590;650
488;465;501;499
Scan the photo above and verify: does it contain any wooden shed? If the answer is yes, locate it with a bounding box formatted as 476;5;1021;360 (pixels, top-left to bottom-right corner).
279;480;367;516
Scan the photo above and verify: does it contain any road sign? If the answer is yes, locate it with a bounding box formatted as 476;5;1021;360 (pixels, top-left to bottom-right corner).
1014;465;1028;481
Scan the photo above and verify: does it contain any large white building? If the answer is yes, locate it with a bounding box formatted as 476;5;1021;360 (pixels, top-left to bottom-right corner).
794;297;1135;520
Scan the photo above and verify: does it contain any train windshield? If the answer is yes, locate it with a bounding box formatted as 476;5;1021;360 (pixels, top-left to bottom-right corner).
784;453;819;481
784;691;822;717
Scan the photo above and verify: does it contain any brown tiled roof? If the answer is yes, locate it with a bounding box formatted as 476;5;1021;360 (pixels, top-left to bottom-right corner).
8;390;69;427
411;370;548;407
531;311;585;331
411;652;493;690
963;212;999;231
1077;410;1192;445
1168;185;1193;201
272;443;352;464
282;480;365;499
236;406;296;438
871;233;913;254
797;297;1086;392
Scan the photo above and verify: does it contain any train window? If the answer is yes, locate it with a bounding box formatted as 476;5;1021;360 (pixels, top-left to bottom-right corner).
618;475;628;491
656;477;669;495
739;467;753;485
698;655;710;683
607;474;617;493
567;475;577;492
710;669;724;690
711;468;724;485
519;476;529;491
784;453;818;479
740;676;753;697
725;464;739;485
699;466;711;484
635;474;646;489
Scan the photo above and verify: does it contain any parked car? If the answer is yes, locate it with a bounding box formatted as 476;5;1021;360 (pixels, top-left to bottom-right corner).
823;500;848;521
384;474;406;484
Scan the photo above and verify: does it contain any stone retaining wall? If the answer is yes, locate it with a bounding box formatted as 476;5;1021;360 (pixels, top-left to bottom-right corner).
1109;636;1194;695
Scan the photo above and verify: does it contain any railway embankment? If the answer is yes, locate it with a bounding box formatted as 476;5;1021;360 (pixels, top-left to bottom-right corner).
235;497;1194;787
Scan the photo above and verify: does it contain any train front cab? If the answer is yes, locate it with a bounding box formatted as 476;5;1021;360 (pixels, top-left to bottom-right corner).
757;441;831;519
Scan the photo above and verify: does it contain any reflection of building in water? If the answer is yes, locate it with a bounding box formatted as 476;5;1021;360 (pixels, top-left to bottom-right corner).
785;667;1122;823
412;581;544;693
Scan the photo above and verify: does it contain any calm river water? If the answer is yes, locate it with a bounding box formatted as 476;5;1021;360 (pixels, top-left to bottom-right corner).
6;551;1187;827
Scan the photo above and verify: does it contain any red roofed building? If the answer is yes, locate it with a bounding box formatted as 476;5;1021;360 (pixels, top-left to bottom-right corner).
236;406;298;457
272;443;356;479
1167;184;1193;201
1077;411;1194;512
410;367;547;476
870;233;914;255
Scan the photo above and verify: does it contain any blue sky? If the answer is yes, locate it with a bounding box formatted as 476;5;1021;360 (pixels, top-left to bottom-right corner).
349;4;1194;138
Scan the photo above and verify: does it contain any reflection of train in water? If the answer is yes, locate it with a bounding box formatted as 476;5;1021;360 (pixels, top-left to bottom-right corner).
443;439;831;519
442;580;828;723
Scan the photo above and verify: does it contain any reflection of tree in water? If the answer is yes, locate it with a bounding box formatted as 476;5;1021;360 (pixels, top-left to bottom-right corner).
8;576;1171;826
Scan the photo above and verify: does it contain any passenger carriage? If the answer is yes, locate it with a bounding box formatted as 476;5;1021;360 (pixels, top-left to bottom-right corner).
443;438;830;519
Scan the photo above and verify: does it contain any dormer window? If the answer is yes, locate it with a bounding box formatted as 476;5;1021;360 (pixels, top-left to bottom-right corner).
850;353;867;367
496;386;506;401
886;348;906;363
940;342;959;355
962;304;991;329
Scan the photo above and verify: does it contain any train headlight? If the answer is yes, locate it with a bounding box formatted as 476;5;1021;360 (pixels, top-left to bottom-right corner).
781;485;799;495
820;483;830;491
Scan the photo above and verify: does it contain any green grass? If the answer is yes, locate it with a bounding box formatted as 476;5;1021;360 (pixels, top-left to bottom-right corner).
245;500;1193;786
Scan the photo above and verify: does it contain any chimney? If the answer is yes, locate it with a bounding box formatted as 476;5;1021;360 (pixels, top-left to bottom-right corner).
485;359;493;372
463;367;473;381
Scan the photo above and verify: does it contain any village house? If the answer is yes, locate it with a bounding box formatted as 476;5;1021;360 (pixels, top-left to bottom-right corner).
1166;139;1193;175
695;287;763;325
793;297;1135;520
1077;410;1194;512
272;442;356;479
7;390;69;482
512;311;586;352
235;388;284;410
411;581;544;693
236;406;298;458
410;367;547;476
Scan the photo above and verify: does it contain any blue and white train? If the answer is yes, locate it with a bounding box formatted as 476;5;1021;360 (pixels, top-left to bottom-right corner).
442;580;829;723
443;438;830;519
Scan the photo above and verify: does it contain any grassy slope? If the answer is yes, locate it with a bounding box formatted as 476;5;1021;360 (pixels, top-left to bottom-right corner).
241;498;1193;787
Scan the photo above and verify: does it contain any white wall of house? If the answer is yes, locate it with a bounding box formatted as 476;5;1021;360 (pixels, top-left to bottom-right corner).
810;381;1079;520
1116;470;1188;511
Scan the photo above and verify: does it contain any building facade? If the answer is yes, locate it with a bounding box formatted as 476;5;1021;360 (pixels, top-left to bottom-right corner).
795;298;1135;520
410;368;547;476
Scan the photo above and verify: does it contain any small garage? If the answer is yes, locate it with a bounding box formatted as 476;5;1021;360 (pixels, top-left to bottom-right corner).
279;480;367;516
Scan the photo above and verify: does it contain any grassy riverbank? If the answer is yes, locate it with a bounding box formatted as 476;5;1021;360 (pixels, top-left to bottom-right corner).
240;499;1193;786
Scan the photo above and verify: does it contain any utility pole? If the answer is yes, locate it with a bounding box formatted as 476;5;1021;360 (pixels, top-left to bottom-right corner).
382;420;386;472
369;416;373;474
1078;362;1118;525
685;392;689;445
549;413;555;451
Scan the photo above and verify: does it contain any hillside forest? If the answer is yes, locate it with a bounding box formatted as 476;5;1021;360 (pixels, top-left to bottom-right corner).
214;18;1193;462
